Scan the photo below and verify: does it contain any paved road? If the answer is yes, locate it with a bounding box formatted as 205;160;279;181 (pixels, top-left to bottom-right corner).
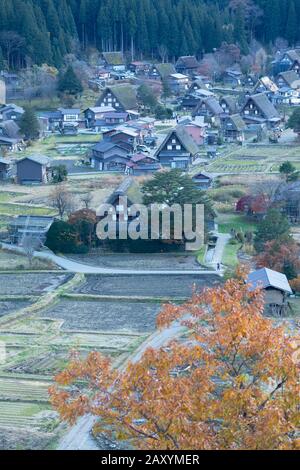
58;321;185;450
1;243;219;276
206;233;231;271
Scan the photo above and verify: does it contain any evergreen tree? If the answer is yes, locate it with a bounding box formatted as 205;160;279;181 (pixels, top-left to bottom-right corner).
286;0;298;45
19;106;40;140
58;65;83;96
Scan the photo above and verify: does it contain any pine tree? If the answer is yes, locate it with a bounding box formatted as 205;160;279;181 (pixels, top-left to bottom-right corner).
57;65;83;96
19;106;40;140
286;0;298;45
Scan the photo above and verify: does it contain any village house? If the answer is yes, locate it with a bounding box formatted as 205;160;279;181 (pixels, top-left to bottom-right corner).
149;63;176;81
0;119;22;150
154;126;199;170
247;268;292;317
241;93;281;128
167;73;189;94
98;177;143;239
0;104;24;122
84;106;116;128
181;88;214;111
192;96;223;123
38;111;63;132
273;49;300;75
103;127;139;151
222;68;243;87
253;76;279;99
175;56;200;75
90;141;130;172
58;108;81;125
129;61;151;75
179;116;207;146
276;70;300;89
219;95;238;115
16;155;51;185
126;153;161;176
188;79;211;94
192;171;213;190
221;114;247;143
101;52;126;72
0;157;12;180
96;85;139;112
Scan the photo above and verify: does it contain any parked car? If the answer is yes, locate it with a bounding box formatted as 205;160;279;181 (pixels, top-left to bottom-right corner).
143;137;157;148
137;144;151;153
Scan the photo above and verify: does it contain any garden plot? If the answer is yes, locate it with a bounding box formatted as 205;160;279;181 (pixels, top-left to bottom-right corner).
0;318;62;335
55;143;93;157
6;351;73;376
0;273;72;296
39;299;162;333
0;301;32;318
75;274;221;299
0;402;51;429
69;253;202;270
208;160;267;173
0;378;50;402
0;203;56;217
0;248;55;271
49;332;144;353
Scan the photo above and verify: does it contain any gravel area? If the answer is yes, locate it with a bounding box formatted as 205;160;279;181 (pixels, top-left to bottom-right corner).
39;300;161;333
75;274;221;298
0;273;72;296
69;253;202;270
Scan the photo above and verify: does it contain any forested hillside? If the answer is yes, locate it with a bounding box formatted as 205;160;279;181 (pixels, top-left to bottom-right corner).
0;0;299;68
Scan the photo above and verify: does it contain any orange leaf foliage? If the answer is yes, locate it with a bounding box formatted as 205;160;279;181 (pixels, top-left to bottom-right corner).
49;279;300;450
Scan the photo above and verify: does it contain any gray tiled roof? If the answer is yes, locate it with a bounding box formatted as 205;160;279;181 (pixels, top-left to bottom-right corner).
18;155;50;165
247;268;292;294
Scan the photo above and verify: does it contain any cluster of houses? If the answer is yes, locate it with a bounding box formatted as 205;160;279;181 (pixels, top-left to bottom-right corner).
3;48;300;186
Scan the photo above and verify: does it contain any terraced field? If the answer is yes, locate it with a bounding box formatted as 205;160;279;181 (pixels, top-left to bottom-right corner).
0;273;71;296
0;203;56;217
0;402;50;429
39;299;162;333
0;378;50;402
0;301;32;317
75;274;221;298
208;159;268;173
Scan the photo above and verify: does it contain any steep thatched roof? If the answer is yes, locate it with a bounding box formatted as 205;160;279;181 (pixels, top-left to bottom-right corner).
154;63;176;79
244;93;280;120
102;52;124;66
96;85;138;110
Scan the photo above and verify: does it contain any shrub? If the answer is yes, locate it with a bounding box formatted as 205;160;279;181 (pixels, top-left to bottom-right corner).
290;277;300;293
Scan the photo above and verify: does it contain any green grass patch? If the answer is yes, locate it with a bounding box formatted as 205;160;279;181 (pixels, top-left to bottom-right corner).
0;192;27;203
222;242;240;268
218;213;258;234
0;204;56;217
196;245;207;265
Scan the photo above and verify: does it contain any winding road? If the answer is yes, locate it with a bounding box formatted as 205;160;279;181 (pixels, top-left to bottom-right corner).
1;243;220;276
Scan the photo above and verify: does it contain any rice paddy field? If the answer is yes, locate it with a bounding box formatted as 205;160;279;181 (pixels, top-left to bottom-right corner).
205;144;300;174
0;271;154;449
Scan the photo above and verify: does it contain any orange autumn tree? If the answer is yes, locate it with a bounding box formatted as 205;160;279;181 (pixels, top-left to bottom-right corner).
49;275;300;450
256;239;300;278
